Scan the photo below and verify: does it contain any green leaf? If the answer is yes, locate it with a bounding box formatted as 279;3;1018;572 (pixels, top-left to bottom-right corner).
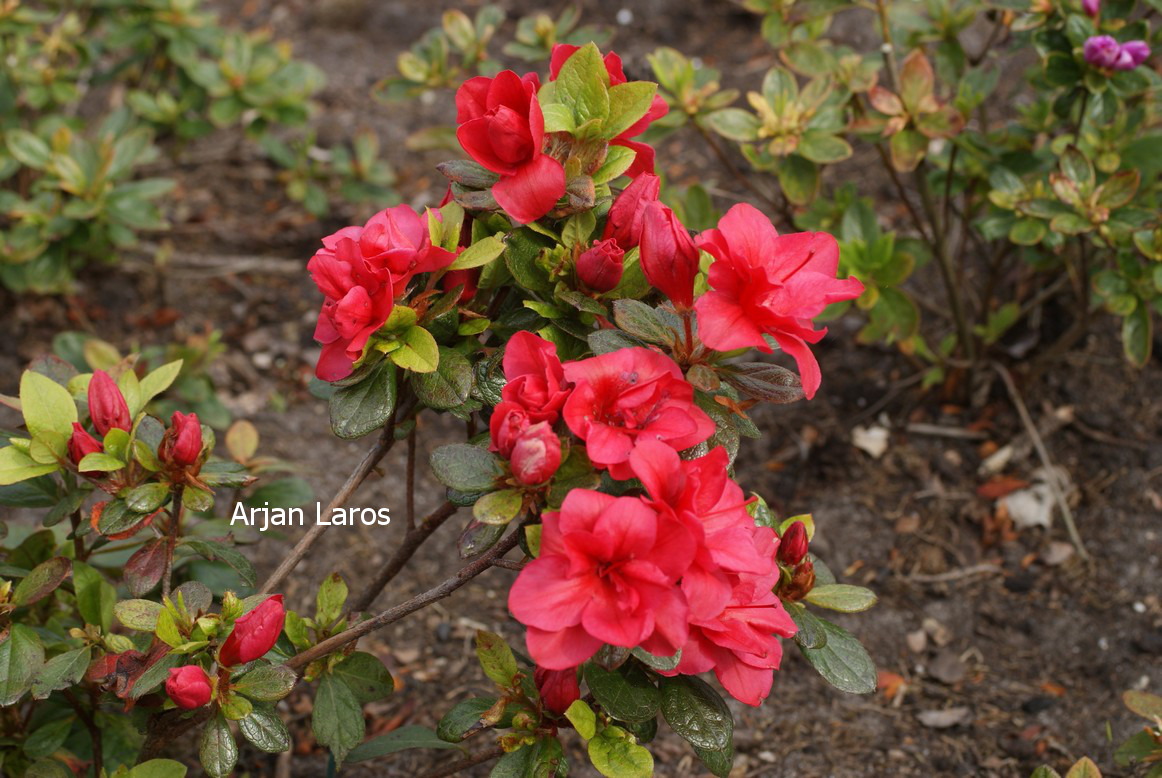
554;42;610;127
797;616;877;693
694;742;735;778
235;664;297;702
77;452;127;473
588;725;653;778
592;145;637;184
566;699;598;739
805;584;878;613
721;362;804;404
437;696;501;743
139;360;183;406
312;673;366;763
659;675;733;750
24;718;74;760
348;725;461;762
430;444;502;492
1096;170;1140;209
239;706;291;753
1061;145;1095;194
889;130;928;173
1122;301;1153;367
585;663;660;724
333;651;394;704
542;103;576;133
604;81;658;139
777;154;820;205
182;538;257;587
631;647;681;672
612;299;676;345
0;446;59;486
1049;212;1093;235
115;599;164;631
473;488;524;525
73;561;115;632
24;760;72;778
797;130;852;164
20;371;77;439
1115;729;1160;768
199;713;238;778
0;624;43;705
13;557;71;606
316;571;348;627
245;478;313;511
1123;690;1162;719
126;482;170;513
127;759;189;778
30;646;89;700
221;692;254;721
6;129;52;168
1064;757;1102;778
413;348;473;410
389;326;440;374
329;359;398;439
476;630;519;687
702;109;760;142
1008;218;1047;246
449;234;506;270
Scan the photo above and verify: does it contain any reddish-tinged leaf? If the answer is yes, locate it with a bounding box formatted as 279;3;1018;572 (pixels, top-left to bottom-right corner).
868;86;903;116
85;652;121;683
976;477;1030;499
125;538;167;597
12;556;71;606
899;50;935;114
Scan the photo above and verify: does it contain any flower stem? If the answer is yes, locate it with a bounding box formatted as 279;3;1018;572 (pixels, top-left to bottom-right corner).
161;485;184;600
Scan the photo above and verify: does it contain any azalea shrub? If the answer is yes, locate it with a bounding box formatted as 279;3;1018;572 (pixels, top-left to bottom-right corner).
1;40;881;778
0;0;395;293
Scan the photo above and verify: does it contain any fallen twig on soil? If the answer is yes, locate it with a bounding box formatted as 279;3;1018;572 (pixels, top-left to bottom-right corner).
904;563;1004;583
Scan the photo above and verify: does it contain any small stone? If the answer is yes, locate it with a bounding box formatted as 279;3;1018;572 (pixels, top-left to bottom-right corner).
1133;631;1162;655
1040;541;1075;566
922;617;952;647
928;648;967;685
906;629;928;653
1021;696;1057;714
917;707;971;729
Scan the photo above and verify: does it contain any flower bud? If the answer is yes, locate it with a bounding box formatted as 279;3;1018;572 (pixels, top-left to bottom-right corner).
510;422;561;486
534;666;580;715
489;402;530;458
166;665;212;709
161;412;203;467
1082;0;1099;16
88;370;131;437
442;268;479;303
778;520;809;566
68;423;103;472
780;558;816;602
639;201;699;310
603;173;660;248
218;595;285;667
576;239;625;293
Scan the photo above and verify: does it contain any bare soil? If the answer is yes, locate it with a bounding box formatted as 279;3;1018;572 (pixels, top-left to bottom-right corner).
2;1;1160;776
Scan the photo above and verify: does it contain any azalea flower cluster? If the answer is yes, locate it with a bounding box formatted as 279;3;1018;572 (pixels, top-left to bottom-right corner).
1083;35;1151;72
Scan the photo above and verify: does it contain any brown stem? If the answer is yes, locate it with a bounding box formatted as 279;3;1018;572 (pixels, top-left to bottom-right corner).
350;500;459;612
691;120;795;228
259;396;417;596
161;485;184;600
405;427;417;533
287;529;521;672
70;509;85;561
139;707;213;761
63;688;102;777
418;744;506;778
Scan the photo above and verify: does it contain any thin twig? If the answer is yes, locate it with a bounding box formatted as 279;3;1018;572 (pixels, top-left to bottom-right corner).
418;744;506;778
992;362;1090;560
406;427;417;533
350;500;459;612
161;485;184;600
691;120;795;227
904;563;1003;583
63;688;102;777
287;529;522;672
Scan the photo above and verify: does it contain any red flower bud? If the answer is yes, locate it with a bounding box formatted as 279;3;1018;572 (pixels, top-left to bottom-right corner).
603;174;660;248
161;412;202;467
576;239;625;293
218;595;285;666
510;422;561;486
88;370;131;437
166;665;212;709
442;269;479;303
534;665;580;716
68;423;103;473
778;521;809;566
489;402;530;459
639;201;699;310
780;557;816;602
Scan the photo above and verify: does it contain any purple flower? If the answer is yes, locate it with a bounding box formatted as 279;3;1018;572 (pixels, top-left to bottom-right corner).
1082;0;1099;17
1085;35;1151;71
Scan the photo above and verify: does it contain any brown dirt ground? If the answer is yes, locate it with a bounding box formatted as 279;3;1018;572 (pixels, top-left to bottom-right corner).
2;1;1161;776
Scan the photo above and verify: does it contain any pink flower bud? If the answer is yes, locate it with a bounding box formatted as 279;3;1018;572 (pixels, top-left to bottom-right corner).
166;665;212;709
161;412;202;467
67;423;103;472
218;595;285;667
87;370;130;437
576;239;625;293
1082;0;1099;16
602;174;660;248
510;422;561;486
778;521;809;566
489;402;531;459
534;665;580;715
639;201;699;310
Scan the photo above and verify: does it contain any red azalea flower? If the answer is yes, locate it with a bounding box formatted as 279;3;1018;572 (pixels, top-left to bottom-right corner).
490;401;531;458
576;238;625;293
160;411;202;467
534;666;581;715
602;173;660;248
778;521;809;565
166;665;212;709
309;205;455;382
456;70;565;224
639;202;700;310
549;44;669;177
442;268;479;302
510;421;562;485
500;331;571;423
88;370;131;437
695;203;865;399
561;347;714;479
67;423;103;476
218;595;285;667
508;490;696;670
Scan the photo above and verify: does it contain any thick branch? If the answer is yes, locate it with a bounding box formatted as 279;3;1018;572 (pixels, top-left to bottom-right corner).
350;500;459;612
287;529;522;672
